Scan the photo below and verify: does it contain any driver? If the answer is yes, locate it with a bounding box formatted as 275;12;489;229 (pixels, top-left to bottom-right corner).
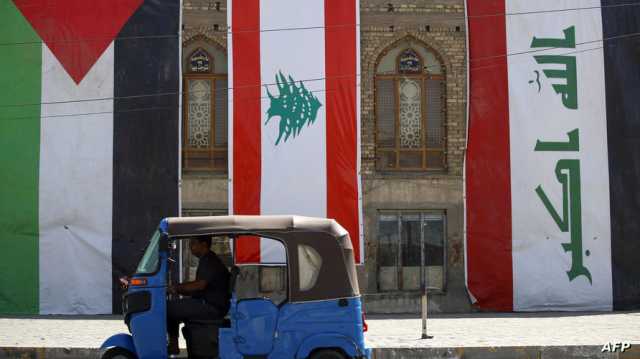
166;236;230;355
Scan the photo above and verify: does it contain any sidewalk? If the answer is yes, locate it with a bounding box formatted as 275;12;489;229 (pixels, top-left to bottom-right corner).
1;312;639;358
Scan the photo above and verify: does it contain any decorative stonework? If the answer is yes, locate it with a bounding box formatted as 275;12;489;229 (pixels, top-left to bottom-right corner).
187;79;212;148
399;79;422;148
183;28;227;49
183;0;227;11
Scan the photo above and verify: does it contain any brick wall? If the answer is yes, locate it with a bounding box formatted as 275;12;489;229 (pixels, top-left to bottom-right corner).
360;2;467;176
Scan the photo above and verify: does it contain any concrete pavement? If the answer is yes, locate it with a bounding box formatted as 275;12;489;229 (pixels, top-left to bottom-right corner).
1;311;639;358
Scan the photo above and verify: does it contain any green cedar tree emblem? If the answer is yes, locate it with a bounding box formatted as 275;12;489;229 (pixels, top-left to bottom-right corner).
265;71;322;145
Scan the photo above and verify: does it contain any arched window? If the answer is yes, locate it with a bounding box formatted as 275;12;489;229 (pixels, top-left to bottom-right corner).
183;44;228;171
375;39;446;171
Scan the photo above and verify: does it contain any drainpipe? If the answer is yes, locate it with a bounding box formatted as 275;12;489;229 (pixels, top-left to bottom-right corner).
421;216;433;339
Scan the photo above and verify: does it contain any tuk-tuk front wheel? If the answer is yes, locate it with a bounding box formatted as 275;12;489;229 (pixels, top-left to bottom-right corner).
101;347;137;359
308;349;347;359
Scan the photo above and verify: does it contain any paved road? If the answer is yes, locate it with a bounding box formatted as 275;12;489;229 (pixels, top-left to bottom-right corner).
0;312;639;349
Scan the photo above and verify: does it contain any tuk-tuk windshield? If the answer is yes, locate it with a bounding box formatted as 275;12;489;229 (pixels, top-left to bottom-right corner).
136;230;161;274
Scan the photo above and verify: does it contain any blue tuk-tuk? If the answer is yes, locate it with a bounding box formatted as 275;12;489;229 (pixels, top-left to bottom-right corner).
100;215;370;359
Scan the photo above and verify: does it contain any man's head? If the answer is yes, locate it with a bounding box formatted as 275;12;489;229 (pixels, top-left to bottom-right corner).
189;236;212;258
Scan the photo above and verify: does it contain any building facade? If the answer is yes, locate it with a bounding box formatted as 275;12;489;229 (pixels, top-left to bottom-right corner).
181;0;469;313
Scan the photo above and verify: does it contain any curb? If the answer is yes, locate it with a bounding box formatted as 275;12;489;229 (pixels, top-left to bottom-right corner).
0;348;98;359
1;345;639;359
370;346;640;359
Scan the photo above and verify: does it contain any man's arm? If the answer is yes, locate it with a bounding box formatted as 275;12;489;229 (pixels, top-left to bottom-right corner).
170;280;207;295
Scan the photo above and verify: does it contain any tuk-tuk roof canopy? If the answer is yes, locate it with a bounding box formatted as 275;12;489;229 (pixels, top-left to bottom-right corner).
161;215;352;249
160;215;360;301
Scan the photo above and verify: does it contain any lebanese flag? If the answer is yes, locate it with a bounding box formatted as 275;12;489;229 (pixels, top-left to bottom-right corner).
228;0;363;263
466;0;640;311
0;0;179;314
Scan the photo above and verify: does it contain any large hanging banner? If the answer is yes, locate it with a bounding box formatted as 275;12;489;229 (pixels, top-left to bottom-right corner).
228;0;363;264
466;0;640;311
0;0;180;314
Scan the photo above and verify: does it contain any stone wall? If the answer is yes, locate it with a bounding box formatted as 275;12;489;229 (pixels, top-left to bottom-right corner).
181;0;472;313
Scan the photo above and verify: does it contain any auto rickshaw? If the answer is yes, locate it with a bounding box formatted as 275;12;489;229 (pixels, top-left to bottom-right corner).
99;215;371;359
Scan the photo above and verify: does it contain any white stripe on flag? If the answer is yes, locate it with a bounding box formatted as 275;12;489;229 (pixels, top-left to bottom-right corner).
227;1;234;216
506;0;612;311
259;0;327;263
39;43;113;314
355;2;364;263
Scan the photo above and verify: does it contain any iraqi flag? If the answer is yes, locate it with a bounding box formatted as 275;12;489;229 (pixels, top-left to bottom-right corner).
465;0;640;311
0;0;180;314
228;0;363;263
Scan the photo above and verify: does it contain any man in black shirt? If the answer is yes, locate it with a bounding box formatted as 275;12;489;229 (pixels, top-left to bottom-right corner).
166;236;230;355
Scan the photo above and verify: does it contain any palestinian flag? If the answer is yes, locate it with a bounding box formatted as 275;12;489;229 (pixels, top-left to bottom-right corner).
228;0;363;263
466;0;640;311
0;0;179;314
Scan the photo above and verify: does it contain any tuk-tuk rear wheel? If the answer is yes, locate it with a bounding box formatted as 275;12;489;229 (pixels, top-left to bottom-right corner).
308;349;347;359
101;347;137;359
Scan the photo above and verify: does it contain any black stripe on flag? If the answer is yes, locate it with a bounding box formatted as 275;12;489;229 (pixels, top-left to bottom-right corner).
602;0;640;310
112;0;180;313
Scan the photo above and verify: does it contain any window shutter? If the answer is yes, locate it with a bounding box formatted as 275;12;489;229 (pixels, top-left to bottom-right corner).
426;79;445;169
214;79;228;146
376;79;396;147
425;79;444;148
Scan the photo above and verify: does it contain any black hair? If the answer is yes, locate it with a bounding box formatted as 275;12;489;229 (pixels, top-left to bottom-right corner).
194;236;212;248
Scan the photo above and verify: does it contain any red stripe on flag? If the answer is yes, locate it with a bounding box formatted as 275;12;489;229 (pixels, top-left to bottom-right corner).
324;0;361;263
466;0;513;311
232;0;261;263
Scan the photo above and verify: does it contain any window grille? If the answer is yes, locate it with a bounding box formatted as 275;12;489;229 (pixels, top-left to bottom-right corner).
375;40;446;171
183;47;228;171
